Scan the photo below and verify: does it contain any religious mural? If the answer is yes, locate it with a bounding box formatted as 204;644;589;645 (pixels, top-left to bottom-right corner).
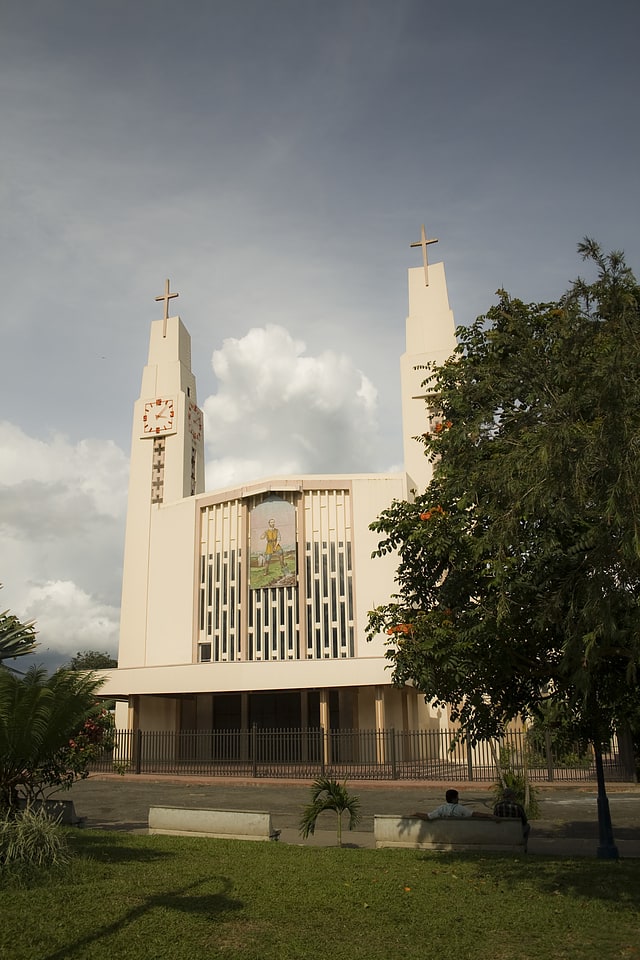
249;498;297;589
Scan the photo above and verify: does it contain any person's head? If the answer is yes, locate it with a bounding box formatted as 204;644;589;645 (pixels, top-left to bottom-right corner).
268;518;275;527
502;788;516;800
445;789;459;804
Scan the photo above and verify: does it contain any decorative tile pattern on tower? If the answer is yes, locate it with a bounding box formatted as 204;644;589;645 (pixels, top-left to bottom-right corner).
151;437;166;503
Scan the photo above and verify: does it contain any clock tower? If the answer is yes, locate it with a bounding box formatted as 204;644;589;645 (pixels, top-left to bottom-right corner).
118;282;205;668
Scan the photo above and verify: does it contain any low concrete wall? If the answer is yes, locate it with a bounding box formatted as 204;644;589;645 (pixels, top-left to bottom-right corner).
148;806;280;841
374;815;525;852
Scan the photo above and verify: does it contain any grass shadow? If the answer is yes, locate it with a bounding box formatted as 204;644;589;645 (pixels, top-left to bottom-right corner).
533;818;640;841
66;831;175;864
414;850;640;913
40;875;243;960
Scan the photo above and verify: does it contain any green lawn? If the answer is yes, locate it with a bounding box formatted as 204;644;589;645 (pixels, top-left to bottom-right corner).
2;831;639;960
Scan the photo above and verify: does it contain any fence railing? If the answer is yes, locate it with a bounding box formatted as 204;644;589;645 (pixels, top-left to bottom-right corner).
91;726;637;782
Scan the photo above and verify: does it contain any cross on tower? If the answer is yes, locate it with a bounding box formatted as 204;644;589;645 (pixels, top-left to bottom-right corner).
410;225;439;286
155;279;179;337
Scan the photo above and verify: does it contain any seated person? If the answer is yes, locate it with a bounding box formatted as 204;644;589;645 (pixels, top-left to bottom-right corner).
493;787;531;850
409;788;495;820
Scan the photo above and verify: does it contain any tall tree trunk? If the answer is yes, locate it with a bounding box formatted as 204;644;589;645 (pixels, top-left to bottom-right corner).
594;743;619;860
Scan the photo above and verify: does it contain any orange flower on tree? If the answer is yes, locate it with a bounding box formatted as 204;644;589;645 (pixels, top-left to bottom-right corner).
420;505;445;520
386;623;412;636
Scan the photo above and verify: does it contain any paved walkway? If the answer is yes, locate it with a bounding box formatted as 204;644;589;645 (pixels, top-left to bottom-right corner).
66;774;640;858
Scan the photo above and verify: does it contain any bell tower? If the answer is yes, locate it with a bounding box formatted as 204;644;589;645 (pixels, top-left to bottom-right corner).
118;281;205;668
400;228;458;493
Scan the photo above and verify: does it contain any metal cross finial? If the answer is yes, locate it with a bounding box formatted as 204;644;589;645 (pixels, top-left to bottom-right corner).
410;225;439;286
155;279;179;337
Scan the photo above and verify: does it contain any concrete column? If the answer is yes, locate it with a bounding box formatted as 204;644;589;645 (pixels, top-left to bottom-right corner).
127;695;141;771
401;687;409;732
401;687;410;761
374;686;385;729
375;686;386;763
128;694;139;731
319;689;330;764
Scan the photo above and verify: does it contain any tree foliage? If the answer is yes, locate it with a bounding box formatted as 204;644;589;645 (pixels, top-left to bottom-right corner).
0;666;112;812
368;241;640;746
63;650;117;671
0;587;38;671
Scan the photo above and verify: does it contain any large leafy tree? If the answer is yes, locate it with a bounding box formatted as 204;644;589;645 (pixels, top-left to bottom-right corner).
63;650;117;670
368;241;640;754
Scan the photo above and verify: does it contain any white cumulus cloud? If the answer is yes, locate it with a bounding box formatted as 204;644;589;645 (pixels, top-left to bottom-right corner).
202;324;380;487
21;580;120;660
0;423;128;668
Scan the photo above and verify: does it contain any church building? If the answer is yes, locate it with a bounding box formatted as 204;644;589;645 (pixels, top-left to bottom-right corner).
99;231;458;741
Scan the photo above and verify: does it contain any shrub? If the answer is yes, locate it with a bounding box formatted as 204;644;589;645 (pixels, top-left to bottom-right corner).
0;665;110;812
491;745;539;818
0;806;71;871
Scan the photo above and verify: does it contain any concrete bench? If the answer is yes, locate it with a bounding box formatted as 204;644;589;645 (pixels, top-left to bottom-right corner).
374;815;525;852
148;806;281;842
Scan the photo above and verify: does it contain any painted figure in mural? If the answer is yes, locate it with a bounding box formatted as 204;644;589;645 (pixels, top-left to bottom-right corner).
261;518;287;574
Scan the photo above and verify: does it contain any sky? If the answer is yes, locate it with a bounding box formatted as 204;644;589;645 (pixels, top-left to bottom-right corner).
1;0;639;671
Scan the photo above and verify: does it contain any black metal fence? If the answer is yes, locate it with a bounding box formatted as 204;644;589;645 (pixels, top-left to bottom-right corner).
91;726;637;782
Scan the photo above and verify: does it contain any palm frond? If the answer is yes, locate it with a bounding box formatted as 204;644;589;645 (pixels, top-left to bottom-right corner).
0;665;107;809
298;777;361;844
0;608;38;668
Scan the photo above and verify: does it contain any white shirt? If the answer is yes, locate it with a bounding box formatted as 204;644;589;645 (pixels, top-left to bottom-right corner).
427;801;473;819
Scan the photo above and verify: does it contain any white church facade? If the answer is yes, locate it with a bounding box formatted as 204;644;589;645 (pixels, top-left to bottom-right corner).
99;235;458;742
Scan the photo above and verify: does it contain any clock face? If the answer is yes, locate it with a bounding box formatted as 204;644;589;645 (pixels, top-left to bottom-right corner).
187;401;203;442
142;397;176;436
